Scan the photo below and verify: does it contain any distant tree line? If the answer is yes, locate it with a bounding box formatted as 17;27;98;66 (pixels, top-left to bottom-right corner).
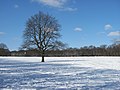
0;43;120;56
11;44;120;56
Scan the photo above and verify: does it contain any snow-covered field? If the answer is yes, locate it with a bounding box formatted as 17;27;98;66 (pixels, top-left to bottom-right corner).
0;57;120;90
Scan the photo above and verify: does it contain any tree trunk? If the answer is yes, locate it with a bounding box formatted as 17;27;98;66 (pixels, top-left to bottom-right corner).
41;51;45;62
41;55;44;62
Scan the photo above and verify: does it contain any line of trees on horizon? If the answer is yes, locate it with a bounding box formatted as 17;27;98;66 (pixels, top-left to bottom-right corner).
0;42;120;56
11;44;120;56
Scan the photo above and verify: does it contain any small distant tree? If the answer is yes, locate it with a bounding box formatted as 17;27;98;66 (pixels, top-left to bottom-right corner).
22;11;65;62
0;43;7;49
0;43;10;56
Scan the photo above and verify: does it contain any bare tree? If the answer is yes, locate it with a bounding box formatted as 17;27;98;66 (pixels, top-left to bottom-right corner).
0;43;10;56
0;43;8;49
22;11;65;62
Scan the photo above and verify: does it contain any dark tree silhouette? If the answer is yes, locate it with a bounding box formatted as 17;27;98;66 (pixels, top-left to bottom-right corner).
0;43;8;49
22;11;64;62
0;43;10;56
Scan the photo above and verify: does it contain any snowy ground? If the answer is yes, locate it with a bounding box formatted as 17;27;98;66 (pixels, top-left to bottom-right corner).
0;57;120;90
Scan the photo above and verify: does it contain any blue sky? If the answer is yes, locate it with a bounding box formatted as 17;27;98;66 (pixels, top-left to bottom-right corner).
0;0;120;50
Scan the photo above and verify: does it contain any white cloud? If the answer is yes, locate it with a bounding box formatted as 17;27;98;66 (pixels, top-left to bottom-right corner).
14;4;19;8
32;0;77;11
74;27;82;32
32;0;66;8
0;32;5;35
62;7;77;11
108;31;120;36
104;24;112;30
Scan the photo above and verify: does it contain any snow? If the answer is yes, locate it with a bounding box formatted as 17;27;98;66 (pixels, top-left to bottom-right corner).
0;56;120;90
